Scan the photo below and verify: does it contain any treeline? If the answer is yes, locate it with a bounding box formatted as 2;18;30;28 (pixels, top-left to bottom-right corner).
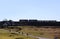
0;19;60;27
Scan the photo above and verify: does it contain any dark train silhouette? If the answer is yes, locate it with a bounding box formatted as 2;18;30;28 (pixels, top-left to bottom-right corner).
0;19;60;28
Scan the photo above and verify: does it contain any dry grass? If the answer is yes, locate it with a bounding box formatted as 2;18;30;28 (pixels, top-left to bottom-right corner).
0;26;60;39
0;28;37;39
18;26;60;39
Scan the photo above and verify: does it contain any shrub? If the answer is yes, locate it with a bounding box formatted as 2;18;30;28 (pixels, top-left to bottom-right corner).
15;38;24;39
39;33;44;35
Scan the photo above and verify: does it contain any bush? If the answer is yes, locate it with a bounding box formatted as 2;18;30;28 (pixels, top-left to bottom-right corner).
39;33;44;35
15;37;24;39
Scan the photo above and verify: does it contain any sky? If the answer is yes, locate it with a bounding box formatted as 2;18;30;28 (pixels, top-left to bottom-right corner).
0;0;60;21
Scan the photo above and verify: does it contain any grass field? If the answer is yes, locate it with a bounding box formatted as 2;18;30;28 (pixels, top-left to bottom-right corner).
0;26;60;39
0;28;37;39
18;26;60;39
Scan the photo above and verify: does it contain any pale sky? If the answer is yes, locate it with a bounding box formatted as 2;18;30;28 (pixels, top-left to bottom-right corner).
0;0;60;21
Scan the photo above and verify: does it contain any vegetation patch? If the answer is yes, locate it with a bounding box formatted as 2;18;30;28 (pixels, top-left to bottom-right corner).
15;37;24;39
